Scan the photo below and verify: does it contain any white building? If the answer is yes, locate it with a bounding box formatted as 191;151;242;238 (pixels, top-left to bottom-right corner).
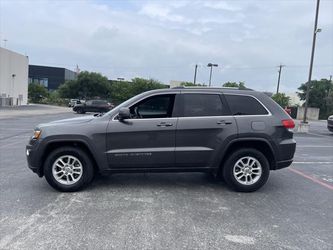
286;92;304;106
0;47;29;106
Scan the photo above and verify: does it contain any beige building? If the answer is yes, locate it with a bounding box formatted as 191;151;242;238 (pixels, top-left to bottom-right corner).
0;47;29;106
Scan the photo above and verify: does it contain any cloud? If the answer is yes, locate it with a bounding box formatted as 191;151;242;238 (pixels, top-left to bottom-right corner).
0;0;332;93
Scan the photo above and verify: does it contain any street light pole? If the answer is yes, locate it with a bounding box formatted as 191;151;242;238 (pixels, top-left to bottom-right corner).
303;0;321;123
193;64;198;85
207;63;218;87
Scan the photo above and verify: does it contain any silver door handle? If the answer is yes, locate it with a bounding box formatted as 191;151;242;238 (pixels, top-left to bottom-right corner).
217;120;232;125
157;122;173;127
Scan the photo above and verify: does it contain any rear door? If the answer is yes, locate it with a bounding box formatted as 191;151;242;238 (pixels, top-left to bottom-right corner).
106;93;179;168
175;91;237;168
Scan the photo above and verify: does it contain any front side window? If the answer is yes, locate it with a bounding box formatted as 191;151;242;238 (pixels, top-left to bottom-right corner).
130;94;175;119
182;94;224;117
225;95;268;115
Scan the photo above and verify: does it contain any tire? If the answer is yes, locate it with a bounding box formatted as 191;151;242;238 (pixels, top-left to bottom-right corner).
222;148;270;192
76;108;85;114
44;146;94;192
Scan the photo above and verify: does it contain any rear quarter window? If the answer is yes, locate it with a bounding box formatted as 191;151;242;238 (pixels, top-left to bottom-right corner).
225;94;269;115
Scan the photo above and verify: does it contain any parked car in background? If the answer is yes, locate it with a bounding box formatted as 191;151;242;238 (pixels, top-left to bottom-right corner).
26;87;296;192
328;115;333;132
68;99;80;107
73;99;113;114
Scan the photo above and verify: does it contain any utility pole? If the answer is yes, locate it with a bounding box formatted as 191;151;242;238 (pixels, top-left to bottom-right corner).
303;0;321;123
193;64;198;85
276;64;285;94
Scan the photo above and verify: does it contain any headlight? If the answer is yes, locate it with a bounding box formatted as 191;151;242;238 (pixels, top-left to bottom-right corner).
329;116;333;120
32;129;42;140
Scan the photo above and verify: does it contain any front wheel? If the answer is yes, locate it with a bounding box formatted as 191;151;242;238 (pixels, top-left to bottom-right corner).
222;148;270;192
76;108;85;114
44;147;94;192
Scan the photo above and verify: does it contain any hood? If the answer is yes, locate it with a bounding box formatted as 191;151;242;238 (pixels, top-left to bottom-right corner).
38;115;95;128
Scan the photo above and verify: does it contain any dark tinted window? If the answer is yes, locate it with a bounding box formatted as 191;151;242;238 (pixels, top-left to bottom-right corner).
93;100;108;105
182;94;224;117
130;94;175;119
225;95;268;115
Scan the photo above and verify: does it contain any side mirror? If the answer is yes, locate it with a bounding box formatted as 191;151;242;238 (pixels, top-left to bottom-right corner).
118;107;130;120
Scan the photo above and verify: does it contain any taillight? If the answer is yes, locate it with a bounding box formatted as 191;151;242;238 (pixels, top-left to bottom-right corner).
282;119;295;129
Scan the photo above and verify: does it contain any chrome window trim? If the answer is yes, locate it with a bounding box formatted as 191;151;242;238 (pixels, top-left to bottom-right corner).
111;91;179;121
111;91;272;121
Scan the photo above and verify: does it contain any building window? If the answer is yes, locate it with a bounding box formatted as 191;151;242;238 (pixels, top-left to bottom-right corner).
40;78;48;88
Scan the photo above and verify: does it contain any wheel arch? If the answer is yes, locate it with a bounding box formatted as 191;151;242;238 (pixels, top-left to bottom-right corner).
40;139;100;176
218;138;276;172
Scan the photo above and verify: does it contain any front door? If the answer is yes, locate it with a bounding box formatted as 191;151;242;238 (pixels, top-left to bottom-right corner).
106;94;178;168
175;92;237;168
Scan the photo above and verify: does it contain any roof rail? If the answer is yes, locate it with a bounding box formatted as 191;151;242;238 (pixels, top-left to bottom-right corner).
171;86;254;91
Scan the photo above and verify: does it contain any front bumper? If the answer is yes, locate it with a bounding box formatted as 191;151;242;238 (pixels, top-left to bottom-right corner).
26;139;43;177
327;120;333;132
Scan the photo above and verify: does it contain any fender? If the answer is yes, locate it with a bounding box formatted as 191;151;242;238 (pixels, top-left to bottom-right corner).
38;135;108;173
211;136;277;172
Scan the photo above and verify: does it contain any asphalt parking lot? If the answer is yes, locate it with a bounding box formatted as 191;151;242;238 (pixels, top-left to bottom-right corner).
0;106;332;250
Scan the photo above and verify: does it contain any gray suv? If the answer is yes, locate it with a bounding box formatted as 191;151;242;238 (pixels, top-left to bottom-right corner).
26;87;296;192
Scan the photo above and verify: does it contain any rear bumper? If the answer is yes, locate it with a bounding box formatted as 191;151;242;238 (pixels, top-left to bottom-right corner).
275;159;293;170
271;138;296;170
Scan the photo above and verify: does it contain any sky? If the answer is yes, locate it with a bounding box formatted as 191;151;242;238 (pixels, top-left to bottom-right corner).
0;0;332;93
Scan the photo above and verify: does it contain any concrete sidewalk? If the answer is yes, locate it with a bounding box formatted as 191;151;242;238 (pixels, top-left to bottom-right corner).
0;104;72;119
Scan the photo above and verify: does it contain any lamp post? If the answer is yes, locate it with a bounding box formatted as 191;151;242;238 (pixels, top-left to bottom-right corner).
303;0;321;123
207;63;218;87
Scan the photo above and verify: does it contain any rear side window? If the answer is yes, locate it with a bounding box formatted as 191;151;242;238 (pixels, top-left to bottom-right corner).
182;94;225;117
225;95;268;115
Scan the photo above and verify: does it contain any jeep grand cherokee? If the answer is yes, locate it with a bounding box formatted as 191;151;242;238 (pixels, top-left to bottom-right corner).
26;87;296;192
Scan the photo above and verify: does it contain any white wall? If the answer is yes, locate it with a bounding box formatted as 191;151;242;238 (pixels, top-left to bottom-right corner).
0;47;29;105
296;107;320;120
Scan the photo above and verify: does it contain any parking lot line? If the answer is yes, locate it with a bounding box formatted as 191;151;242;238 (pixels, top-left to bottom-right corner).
289;168;333;191
293;162;333;164
307;132;332;138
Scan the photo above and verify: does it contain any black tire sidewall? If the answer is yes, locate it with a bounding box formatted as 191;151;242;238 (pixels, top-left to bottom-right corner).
223;148;270;192
44;147;94;192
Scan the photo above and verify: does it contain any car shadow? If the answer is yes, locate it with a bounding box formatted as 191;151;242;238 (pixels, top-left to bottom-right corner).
87;172;227;191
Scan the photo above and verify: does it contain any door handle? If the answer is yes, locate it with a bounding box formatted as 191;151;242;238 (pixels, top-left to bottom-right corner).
157;122;173;127
217;120;232;125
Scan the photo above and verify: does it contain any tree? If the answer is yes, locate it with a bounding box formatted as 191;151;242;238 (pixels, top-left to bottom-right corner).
222;81;247;90
180;82;205;87
110;78;167;104
297;78;333;119
28;83;49;103
271;93;290;107
58;71;110;99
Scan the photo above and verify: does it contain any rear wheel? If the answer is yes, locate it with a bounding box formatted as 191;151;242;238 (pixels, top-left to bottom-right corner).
222;148;269;192
44;147;94;192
